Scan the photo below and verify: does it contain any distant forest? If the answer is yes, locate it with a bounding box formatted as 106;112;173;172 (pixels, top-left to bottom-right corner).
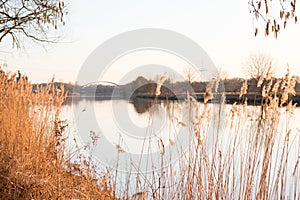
33;75;300;97
31;75;300;105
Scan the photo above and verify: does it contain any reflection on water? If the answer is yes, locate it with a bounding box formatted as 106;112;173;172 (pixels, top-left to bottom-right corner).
64;96;174;115
61;98;218;172
60;98;300;198
131;98;156;114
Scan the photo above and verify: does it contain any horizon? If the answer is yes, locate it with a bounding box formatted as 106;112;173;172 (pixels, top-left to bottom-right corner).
25;72;300;86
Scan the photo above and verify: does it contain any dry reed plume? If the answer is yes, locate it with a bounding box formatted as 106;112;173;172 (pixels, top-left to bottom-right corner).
1;66;299;199
108;68;299;199
0;72;115;199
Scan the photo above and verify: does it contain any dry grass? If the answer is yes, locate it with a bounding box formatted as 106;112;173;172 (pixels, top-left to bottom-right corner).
106;67;299;199
176;67;299;199
0;72;115;199
1;67;299;199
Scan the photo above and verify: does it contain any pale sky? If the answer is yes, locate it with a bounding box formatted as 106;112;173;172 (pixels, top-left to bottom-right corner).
0;0;300;84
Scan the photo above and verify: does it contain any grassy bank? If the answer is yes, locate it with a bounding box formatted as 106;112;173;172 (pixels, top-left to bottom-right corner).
0;72;115;199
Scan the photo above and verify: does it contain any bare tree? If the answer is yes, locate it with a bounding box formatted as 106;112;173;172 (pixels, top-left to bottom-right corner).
214;67;228;81
0;0;66;48
184;66;199;84
245;53;274;79
248;0;298;38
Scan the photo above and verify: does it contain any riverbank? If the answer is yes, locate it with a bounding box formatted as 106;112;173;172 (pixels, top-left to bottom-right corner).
65;91;300;107
0;73;115;199
133;92;300;106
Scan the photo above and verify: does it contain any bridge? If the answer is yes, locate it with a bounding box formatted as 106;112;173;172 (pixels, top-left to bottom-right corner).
80;81;121;88
78;81;124;99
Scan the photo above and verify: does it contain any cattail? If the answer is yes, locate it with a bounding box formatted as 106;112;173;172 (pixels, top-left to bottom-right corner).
195;131;202;147
286;101;297;114
272;80;281;95
269;98;275;110
155;74;166;96
262;85;267;98
155;84;162;96
285;66;290;83
158;138;165;155
286;101;292;113
115;144;125;153
204;81;213;103
177;121;187;127
230;102;237;129
169;139;175;146
131;191;148;200
257;75;264;87
281;71;296;106
266;79;273;94
265;63;272;80
100;172;108;188
239;80;248;97
204;90;213;103
281;66;290;90
281;90;288;105
288;75;297;96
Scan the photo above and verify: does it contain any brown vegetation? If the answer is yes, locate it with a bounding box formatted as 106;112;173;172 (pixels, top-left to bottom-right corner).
0;72;115;199
0;67;299;199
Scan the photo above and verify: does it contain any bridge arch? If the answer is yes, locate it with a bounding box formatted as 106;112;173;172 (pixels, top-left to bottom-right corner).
81;81;121;88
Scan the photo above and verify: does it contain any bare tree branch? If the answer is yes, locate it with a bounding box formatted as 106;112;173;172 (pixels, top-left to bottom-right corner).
0;0;66;48
244;53;274;79
248;0;298;38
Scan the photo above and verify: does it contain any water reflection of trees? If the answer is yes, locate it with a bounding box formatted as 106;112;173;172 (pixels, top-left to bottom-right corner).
64;96;179;119
131;98;156;114
63;96;106;106
131;98;180;116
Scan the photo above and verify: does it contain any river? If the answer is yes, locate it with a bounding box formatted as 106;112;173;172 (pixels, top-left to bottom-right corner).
60;98;300;199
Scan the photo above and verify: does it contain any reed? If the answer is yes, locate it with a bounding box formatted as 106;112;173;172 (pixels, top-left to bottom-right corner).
108;67;299;199
1;66;299;199
0;72;115;199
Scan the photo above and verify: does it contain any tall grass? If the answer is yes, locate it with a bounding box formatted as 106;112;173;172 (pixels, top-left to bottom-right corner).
102;68;299;199
1;67;299;199
0;72;115;199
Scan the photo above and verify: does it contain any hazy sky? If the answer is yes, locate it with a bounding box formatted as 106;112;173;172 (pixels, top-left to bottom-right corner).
0;0;300;83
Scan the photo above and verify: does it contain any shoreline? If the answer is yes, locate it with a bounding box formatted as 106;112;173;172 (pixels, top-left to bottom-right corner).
65;92;300;106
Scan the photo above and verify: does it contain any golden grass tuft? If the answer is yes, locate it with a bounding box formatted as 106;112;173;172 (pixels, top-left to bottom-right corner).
0;72;115;199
